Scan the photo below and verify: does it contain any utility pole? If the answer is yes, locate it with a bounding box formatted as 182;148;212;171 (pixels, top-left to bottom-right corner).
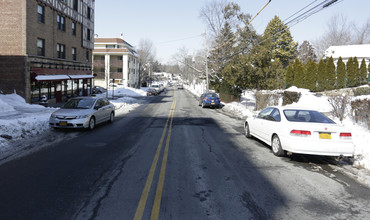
105;54;110;98
205;31;209;92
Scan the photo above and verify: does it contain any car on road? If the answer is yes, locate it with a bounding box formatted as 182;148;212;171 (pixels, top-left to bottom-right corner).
150;84;162;94
49;97;115;130
244;106;354;157
199;93;221;108
146;88;158;96
92;86;106;94
177;83;183;89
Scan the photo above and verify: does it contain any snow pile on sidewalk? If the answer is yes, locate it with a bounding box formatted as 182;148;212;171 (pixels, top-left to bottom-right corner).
0;86;147;150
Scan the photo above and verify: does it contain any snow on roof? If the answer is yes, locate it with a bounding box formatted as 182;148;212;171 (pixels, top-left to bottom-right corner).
68;75;94;79
35;74;94;81
35;75;70;80
324;44;370;59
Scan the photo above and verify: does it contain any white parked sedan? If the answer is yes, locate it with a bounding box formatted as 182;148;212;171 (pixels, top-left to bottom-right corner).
244;106;354;157
49;97;115;130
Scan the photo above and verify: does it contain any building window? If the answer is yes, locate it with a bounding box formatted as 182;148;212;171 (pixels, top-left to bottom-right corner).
118;68;123;73
37;38;45;56
57;43;65;59
117;56;123;60
57;15;65;31
72;47;76;61
86;28;91;41
87;7;91;19
73;0;78;11
106;45;115;49
37;5;44;23
100;56;105;60
86;50;89;61
72;22;76;36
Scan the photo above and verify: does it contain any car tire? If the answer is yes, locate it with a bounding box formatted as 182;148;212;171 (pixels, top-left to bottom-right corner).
244;122;251;138
88;117;95;130
109;112;114;123
271;135;285;157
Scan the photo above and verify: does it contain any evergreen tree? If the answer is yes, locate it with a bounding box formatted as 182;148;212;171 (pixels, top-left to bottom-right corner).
353;57;359;86
359;58;367;85
326;57;335;90
285;63;294;88
346;57;358;87
263;16;298;67
305;60;317;91
248;39;285;90
297;40;317;65
317;59;326;91
336;57;346;89
293;58;304;88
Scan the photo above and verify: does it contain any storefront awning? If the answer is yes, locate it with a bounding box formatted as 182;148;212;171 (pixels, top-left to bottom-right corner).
35;74;94;81
35;75;70;81
68;75;94;79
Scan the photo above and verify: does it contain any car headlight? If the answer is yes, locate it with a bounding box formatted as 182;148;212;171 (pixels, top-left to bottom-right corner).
50;113;56;118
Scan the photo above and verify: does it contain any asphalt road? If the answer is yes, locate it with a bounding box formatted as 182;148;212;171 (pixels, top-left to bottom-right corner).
0;87;369;220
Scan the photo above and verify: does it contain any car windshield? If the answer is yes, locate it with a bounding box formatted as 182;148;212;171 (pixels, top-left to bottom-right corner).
151;85;159;88
62;99;95;109
283;109;335;124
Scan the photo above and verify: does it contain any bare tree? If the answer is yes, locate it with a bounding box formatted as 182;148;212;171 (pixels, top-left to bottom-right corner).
313;14;370;58
352;18;370;44
199;0;228;39
137;38;156;85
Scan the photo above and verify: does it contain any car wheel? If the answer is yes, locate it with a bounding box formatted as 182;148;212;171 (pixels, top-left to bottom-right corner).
88;117;95;130
271;135;285;157
244;122;251;138
109;112;114;123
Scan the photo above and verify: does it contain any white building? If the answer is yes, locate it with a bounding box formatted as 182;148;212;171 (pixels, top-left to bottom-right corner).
93;36;139;88
324;44;370;67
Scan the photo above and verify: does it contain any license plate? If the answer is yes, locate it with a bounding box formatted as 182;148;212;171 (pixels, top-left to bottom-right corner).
59;121;67;126
211;102;215;104
319;132;331;139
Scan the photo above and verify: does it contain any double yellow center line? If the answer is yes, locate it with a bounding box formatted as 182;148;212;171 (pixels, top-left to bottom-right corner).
134;98;176;220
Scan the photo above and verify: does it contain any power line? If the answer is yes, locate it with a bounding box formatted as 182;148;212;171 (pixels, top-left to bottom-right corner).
211;0;272;52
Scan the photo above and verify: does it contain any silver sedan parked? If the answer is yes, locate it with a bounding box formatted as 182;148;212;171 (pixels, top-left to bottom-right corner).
49;97;115;130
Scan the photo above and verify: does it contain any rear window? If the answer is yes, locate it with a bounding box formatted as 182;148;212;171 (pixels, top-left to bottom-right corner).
283;110;335;123
205;93;218;98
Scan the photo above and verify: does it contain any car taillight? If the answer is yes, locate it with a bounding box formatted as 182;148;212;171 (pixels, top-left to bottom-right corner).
340;132;352;139
290;130;311;136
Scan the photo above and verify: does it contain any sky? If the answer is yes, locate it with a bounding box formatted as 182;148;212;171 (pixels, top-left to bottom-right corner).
94;0;370;63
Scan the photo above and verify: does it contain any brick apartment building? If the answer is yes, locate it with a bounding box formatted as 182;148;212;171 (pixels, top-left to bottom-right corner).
0;0;95;104
93;36;140;88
